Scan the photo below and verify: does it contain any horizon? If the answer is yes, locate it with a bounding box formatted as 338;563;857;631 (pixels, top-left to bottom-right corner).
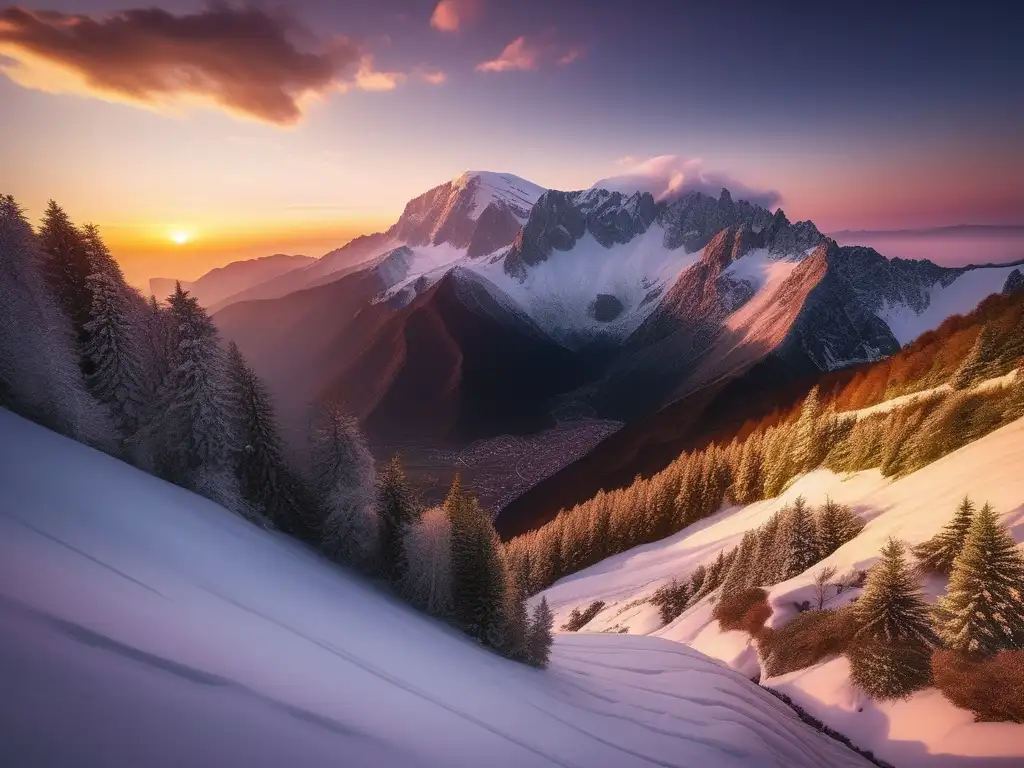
2;1;1022;286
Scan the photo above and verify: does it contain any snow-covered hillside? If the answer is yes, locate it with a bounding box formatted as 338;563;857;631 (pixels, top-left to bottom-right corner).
878;262;1023;345
0;409;872;768
539;415;1024;767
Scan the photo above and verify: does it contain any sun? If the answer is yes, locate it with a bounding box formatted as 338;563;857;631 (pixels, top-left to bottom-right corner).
169;231;191;246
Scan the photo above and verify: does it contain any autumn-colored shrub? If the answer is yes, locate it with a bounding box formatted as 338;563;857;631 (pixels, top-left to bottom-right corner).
712;587;770;636
760;606;861;678
932;649;1024;723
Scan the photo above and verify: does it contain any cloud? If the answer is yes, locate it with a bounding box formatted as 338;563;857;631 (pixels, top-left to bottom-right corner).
430;0;481;33
476;32;584;73
0;4;408;125
592;156;783;209
415;67;447;85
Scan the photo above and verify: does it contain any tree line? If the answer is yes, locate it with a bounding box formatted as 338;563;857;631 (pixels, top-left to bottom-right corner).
0;195;553;668
507;348;1024;595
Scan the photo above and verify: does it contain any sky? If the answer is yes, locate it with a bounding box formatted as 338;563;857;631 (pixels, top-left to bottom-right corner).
1;0;1022;287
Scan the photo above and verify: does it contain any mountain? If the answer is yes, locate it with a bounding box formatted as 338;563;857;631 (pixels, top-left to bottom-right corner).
0;408;873;768
150;253;314;307
210;172;546;311
216;170;1020;513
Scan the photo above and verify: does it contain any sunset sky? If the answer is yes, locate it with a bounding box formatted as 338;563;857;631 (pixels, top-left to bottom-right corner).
1;0;1022;287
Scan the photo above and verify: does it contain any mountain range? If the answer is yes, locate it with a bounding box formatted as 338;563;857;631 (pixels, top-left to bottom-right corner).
208;170;1021;512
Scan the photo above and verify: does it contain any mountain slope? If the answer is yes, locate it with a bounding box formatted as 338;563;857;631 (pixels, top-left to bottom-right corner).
213;172;547;311
150;253;314;307
536;410;1024;767
326;268;589;442
0;409;872;768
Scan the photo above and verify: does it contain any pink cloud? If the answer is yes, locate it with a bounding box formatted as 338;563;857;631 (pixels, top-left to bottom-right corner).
430;0;482;33
415;67;447;85
476;33;584;73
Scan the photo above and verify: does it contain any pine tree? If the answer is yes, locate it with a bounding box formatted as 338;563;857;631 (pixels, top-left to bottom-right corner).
733;431;764;505
0;194;112;446
849;538;935;700
526;597;555;668
750;512;783;587
81;225;150;441
912;390;977;469
445;477;511;649
762;427;794;498
310;400;379;567
879;406;929;477
780;496;819;580
951;326;999;390
815;498;864;559
721;530;758;592
377;455;421;583
934;503;1024;656
912;496;975;575
226;342;303;527
793;386;826;473
402;506;453;617
693;550;729;601
147;284;242;505
37;201;94;346
688;563;708;597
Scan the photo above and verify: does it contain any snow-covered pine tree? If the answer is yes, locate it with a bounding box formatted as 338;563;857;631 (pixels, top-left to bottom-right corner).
750;512;783;587
225;342;304;527
815;498;864;559
912;496;975;575
934;503;1024;656
526;597;555;668
37;201;94;347
780;496;819;580
81;225;150;442
793;385;826;473
0;194;112;446
951;326;999;390
849;538;935;700
376;454;421;583
688;563;708;597
310;400;380;567
445;477;512;649
147;284;245;508
401;505;453;617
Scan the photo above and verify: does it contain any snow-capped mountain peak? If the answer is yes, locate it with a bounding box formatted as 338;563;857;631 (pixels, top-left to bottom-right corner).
451;170;547;222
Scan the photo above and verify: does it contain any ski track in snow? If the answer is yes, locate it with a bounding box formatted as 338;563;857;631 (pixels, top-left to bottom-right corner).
0;408;872;768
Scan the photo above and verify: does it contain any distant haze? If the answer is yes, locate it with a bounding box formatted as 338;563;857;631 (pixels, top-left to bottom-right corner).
830;228;1024;268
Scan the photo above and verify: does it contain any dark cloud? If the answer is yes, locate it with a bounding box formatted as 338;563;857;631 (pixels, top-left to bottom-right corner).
0;4;376;125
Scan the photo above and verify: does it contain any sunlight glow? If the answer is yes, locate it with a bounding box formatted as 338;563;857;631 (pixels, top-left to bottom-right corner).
169;231;191;245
